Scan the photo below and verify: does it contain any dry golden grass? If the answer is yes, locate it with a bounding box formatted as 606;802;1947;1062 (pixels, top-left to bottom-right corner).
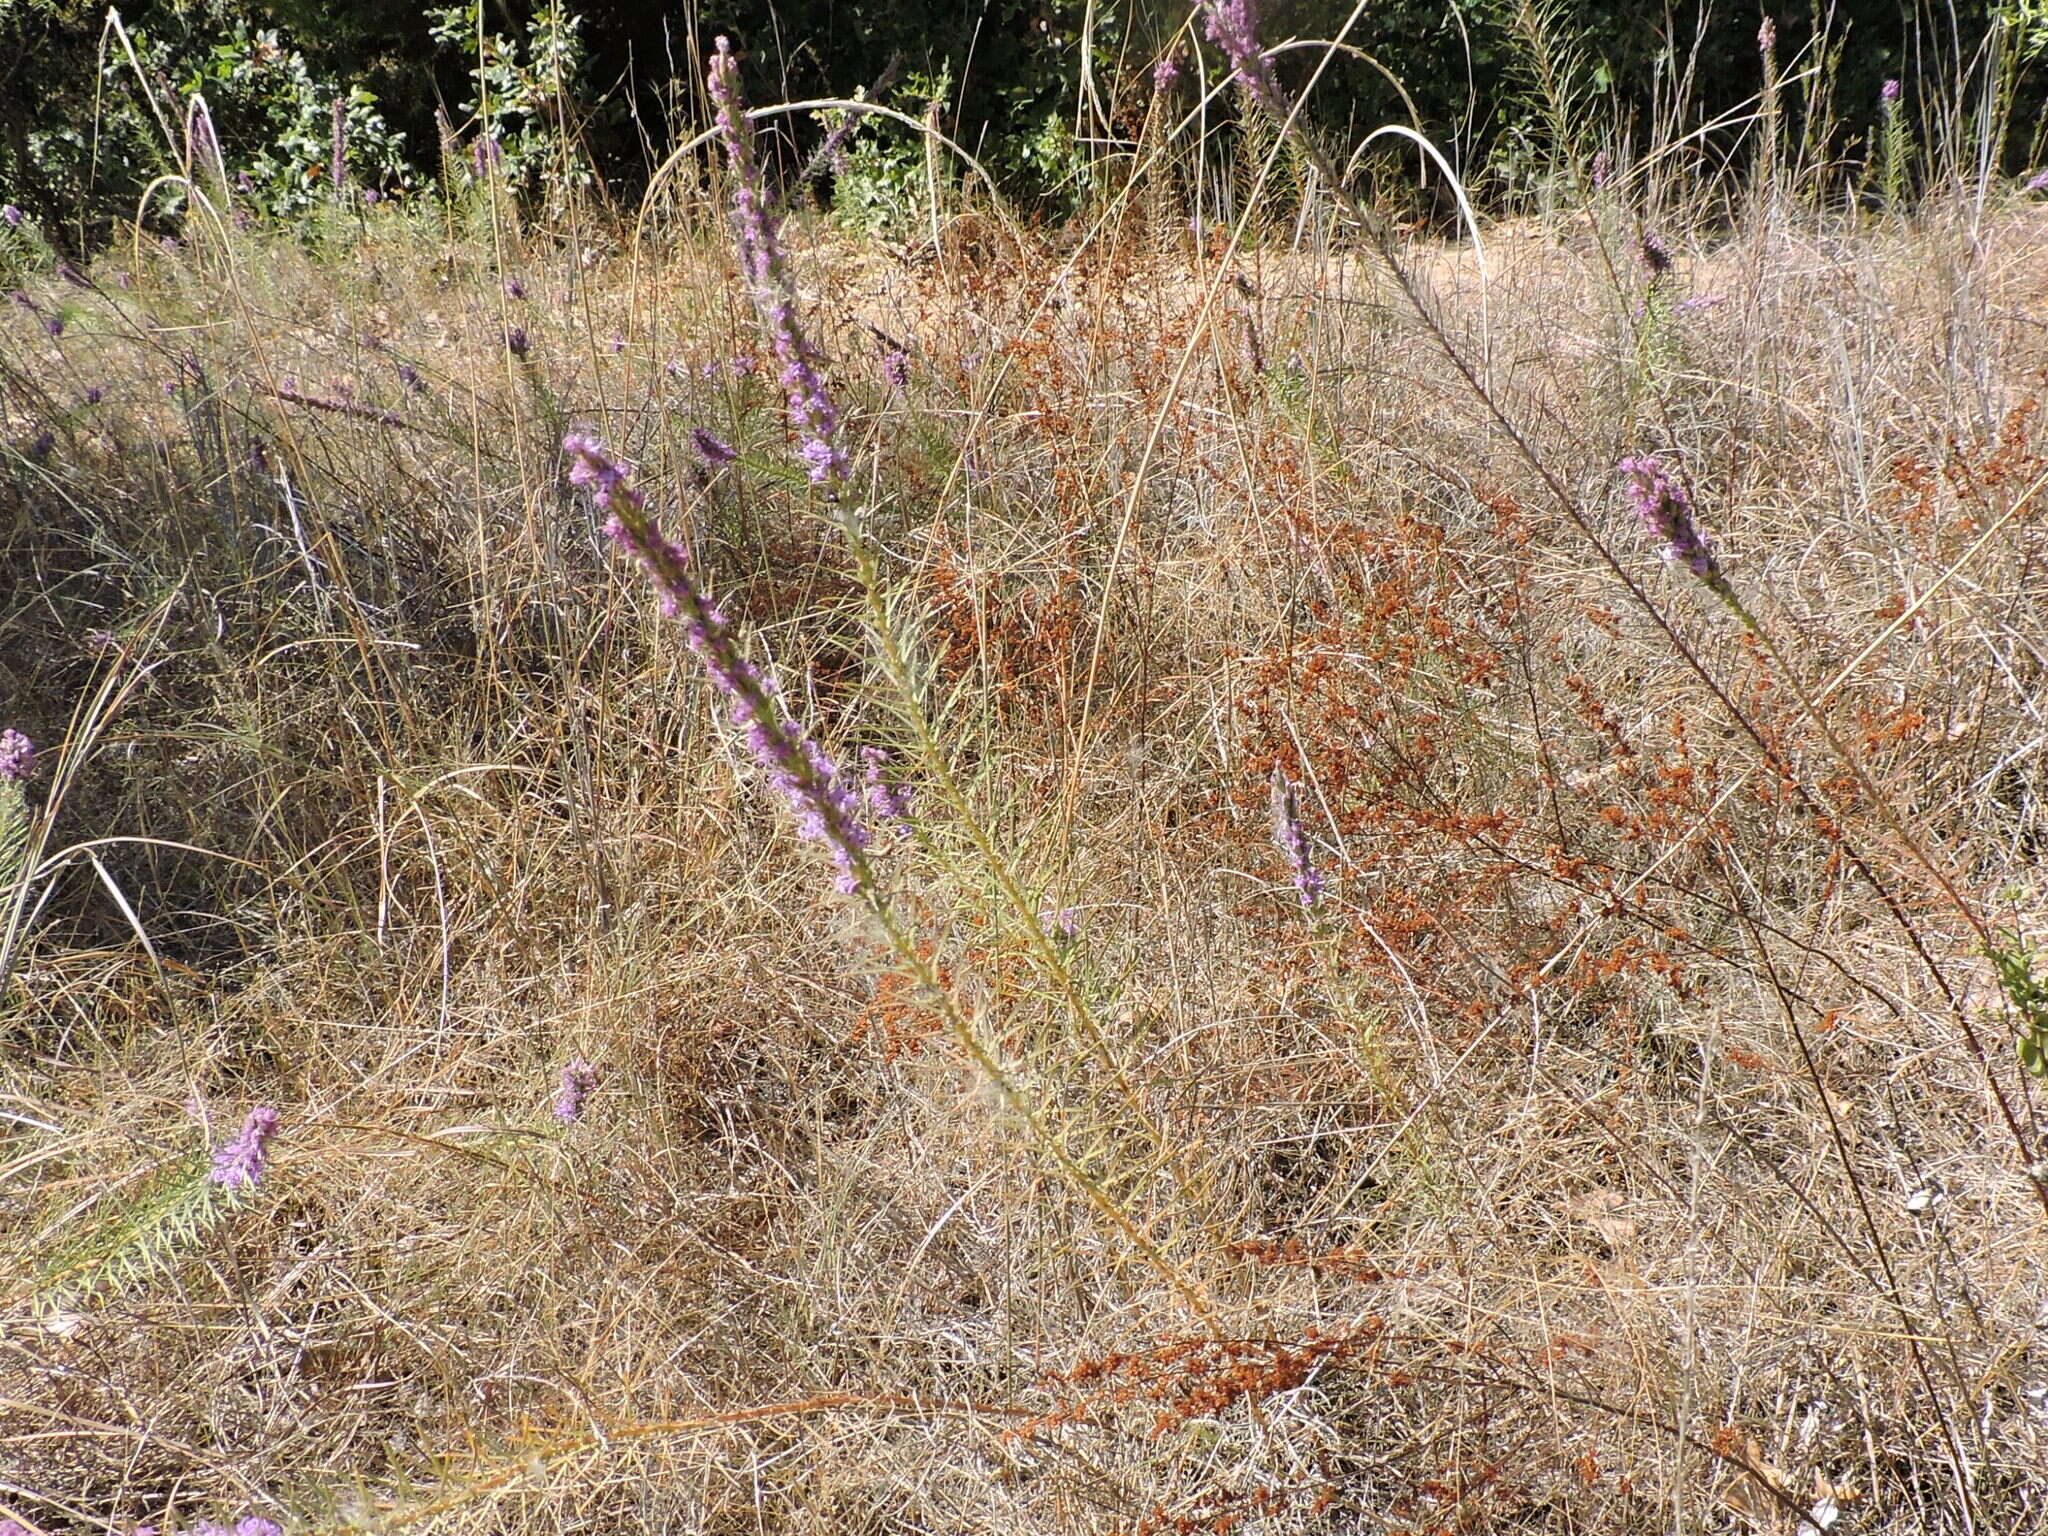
4;178;2048;1536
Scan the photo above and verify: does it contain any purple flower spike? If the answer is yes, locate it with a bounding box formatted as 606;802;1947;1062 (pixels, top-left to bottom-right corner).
1040;907;1080;943
1881;78;1902;105
707;39;850;490
505;326;529;358
0;729;35;782
1153;52;1182;92
504;277;527;300
554;1059;597;1122
692;427;737;465
861;747;913;827
563;430;874;893
1620;454;1728;592
1269;770;1325;907
1;204;20;227
883;349;910;389
209;1106;280;1190
1200;0;1283;111
83;385;105;405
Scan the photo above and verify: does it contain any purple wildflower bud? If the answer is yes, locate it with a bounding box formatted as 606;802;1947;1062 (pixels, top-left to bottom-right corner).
1153;51;1182;92
1758;16;1777;55
1040;906;1080;943
208;1106;280;1190
2028;169;2048;193
1200;0;1283;111
362;188;381;206
563;430;874;893
115;269;132;289
0;729;35;782
1590;149;1611;189
1;204;19;226
608;332;626;354
798;435;849;484
397;363;423;393
554;1058;597;1122
44;315;63;337
692;427;737;465
883;349;910;389
161;235;180;253
505;326;529;358
1639;232;1673;275
731;355;757;379
1269;769;1324;907
235;1521;283;1536
861;747;913;826
83;385;104;405
1619;454;1727;590
473;136;503;178
27;430;53;463
238;170;255;195
1881;77;1902;105
504;277;526;300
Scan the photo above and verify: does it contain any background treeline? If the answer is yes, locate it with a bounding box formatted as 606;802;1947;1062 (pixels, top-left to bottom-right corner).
3;0;2044;243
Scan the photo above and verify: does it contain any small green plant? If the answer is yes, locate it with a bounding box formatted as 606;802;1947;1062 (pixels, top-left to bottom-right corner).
181;24;410;214
831;66;955;239
36;1154;220;1307
426;0;598;208
1988;929;2048;1076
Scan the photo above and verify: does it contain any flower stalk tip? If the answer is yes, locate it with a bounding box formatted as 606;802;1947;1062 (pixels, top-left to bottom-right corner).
209;1106;280;1190
1619;454;1729;595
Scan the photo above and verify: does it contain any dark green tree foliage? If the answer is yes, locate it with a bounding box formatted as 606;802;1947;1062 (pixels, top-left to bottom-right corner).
0;0;2038;241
